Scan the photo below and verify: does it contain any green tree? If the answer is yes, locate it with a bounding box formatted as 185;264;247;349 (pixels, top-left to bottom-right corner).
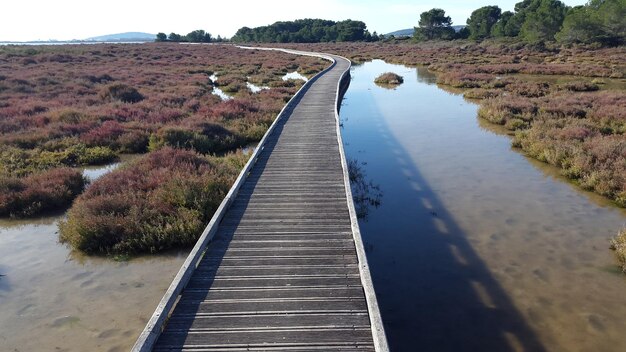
598;0;626;45
467;6;502;40
556;5;602;43
491;11;516;37
336;20;368;41
414;8;455;41
520;0;568;42
186;30;212;43
503;0;536;37
155;32;167;42
232;19;369;43
456;26;471;39
168;32;182;42
557;0;625;46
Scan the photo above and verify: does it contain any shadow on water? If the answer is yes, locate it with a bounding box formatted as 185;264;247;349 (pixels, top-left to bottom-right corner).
343;63;546;351
0;265;9;292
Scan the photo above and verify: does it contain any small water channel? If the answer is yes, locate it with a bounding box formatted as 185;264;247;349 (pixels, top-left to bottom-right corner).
341;60;626;352
0;157;186;351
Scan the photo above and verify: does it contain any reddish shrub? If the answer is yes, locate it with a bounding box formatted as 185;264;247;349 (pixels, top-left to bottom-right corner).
0;168;86;217
59;148;242;254
81;120;125;147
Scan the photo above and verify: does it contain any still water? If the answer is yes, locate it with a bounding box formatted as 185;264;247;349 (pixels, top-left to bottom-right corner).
0;160;186;351
341;60;626;352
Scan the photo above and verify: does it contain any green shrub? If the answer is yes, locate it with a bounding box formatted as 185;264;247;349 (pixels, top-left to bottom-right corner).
100;83;144;103
117;131;149;153
610;228;626;273
149;124;241;154
0;144;117;177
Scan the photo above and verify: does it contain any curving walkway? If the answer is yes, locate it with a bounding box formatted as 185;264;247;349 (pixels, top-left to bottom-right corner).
133;49;387;351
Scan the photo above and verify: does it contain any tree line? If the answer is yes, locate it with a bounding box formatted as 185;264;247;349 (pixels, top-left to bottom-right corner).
155;30;226;43
231;19;381;43
416;0;625;45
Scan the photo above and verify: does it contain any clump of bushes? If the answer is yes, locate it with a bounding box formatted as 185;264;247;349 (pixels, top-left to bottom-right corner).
0;144;117;177
100;83;144;103
149;123;241;154
477;97;537;125
558;81;600;92
0;168;86;218
610;228;626;273
59;148;244;254
463;88;501;100
374;72;404;86
437;72;495;88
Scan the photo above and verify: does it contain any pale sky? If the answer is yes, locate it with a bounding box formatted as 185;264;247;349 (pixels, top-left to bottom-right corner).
1;0;588;41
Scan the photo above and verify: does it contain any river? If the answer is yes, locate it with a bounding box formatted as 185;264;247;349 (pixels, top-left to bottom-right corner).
340;60;626;352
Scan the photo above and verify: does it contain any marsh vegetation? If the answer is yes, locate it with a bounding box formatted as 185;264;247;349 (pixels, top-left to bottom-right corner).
0;43;328;253
374;72;404;86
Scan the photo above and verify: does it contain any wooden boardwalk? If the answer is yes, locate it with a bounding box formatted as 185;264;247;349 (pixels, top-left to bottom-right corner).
133;49;387;351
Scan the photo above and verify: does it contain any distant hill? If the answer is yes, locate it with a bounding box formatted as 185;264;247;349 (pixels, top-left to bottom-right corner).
386;29;414;37
386;25;466;37
85;32;155;42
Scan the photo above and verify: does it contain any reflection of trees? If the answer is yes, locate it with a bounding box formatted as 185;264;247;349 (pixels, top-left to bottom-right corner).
347;158;382;220
415;66;438;84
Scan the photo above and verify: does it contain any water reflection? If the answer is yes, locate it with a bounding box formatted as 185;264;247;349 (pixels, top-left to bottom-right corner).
282;71;308;81
347;158;382;220
209;74;233;101
341;59;626;351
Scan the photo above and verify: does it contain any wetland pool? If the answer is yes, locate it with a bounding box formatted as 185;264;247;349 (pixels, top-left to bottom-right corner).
340;60;626;352
0;159;186;352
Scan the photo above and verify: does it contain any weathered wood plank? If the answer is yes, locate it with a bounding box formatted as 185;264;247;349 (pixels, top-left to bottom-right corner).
155;327;374;347
172;297;368;315
180;286;365;301
164;312;371;330
186;276;364;290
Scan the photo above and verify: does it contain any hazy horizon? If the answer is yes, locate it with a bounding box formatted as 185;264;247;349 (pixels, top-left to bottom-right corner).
2;0;587;42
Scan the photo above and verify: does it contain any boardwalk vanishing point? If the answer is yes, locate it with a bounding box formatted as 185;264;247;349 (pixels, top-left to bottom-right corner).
133;48;388;351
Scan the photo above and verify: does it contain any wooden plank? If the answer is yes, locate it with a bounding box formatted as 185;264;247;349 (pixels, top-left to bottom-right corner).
154;345;374;352
204;248;357;258
172;298;368;315
155;327;374;347
193;265;359;277
180;287;365;301
186;276;364;290
164;312;371;330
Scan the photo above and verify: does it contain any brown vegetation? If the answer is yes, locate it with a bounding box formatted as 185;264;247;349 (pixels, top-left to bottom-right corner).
374;72;404;86
0;43;327;219
59;148;247;254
